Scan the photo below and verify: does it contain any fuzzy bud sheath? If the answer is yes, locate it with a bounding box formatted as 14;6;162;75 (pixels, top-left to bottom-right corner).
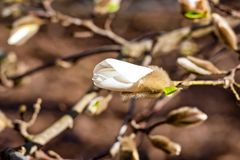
131;66;172;93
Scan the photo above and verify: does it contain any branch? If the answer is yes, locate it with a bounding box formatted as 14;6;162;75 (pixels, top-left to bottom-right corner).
174;79;226;87
131;119;166;134
211;2;240;19
14;99;42;140
91;98;136;160
9;45;121;82
0;92;97;159
42;0;129;45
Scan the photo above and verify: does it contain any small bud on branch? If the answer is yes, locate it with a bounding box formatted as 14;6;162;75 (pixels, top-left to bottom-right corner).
166;107;208;127
148;135;181;155
8;15;43;46
212;13;238;51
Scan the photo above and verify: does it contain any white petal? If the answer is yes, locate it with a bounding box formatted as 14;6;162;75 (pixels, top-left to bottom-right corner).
103;58;153;82
187;0;198;8
8;24;39;45
93;76;133;91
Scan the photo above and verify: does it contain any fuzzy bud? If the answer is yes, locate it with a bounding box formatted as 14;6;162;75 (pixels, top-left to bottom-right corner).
87;94;112;115
148;135;181;156
166;107;208;127
212;13;238;51
119;134;139;160
177;56;222;75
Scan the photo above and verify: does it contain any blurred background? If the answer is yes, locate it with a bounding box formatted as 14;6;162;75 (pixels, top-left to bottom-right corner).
1;0;240;159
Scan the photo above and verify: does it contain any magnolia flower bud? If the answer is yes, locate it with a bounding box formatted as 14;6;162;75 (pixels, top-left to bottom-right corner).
93;58;153;91
119;134;139;160
177;56;222;75
8;15;43;46
166;107;208;127
178;0;211;19
87;94;112;115
94;0;121;15
212;13;238;50
148;135;181;156
92;59;173;94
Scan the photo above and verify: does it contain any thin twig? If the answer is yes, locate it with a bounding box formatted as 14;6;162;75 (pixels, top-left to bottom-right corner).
9;45;121;82
132;119;166;134
211;2;240;19
91;98;136;160
0;92;97;159
174;79;226;87
42;0;129;45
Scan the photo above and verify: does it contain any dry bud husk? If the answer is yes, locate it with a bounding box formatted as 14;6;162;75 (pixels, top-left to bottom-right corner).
166;107;208;127
94;0;121;15
177;56;222;75
121;67;173;99
8;15;43;46
179;0;211;19
87;94;112;115
148;135;181;156
119;134;139;160
134;66;173;93
212;13;238;51
122;40;153;58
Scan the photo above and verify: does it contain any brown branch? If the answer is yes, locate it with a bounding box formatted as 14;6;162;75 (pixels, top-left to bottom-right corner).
14;99;42;140
0;92;97;159
8;45;121;82
131;119;166;134
211;2;240;19
91;98;136;160
42;0;129;45
0;111;13;133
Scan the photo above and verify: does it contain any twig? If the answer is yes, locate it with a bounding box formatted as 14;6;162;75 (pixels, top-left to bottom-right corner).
211;2;240;19
132;119;166;134
8;45;121;82
14;99;42;140
42;0;128;45
174;79;226;87
91;98;136;160
0;92;97;159
32;92;96;146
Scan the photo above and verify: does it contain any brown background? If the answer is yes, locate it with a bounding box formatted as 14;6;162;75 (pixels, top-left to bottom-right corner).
1;0;240;159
